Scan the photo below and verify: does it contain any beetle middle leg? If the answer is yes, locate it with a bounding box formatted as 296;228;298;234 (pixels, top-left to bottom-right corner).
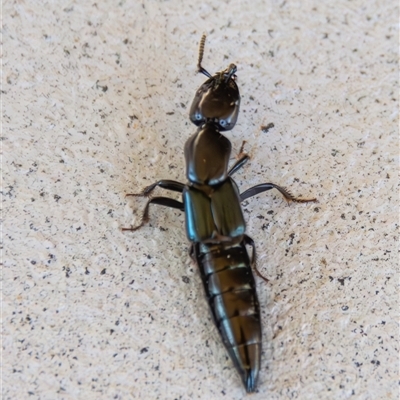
240;183;317;203
122;196;184;232
126;179;185;197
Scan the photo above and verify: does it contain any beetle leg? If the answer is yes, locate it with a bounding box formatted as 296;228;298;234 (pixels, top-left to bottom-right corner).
189;243;198;260
228;155;249;176
238;140;247;156
126;180;185;197
240;183;317;204
244;235;269;283
122;196;184;232
228;141;250;176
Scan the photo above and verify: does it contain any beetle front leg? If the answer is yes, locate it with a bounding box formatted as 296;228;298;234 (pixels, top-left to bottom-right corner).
228;141;250;176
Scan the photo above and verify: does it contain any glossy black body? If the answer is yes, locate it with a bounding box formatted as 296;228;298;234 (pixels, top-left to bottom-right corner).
192;240;261;392
124;37;316;393
184;64;261;392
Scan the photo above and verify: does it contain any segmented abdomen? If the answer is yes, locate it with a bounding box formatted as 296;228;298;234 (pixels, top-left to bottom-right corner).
194;241;261;392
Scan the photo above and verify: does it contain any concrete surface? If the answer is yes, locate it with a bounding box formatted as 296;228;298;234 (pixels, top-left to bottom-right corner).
3;1;398;399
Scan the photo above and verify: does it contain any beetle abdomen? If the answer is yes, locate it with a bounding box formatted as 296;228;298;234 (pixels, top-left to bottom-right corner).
194;242;261;392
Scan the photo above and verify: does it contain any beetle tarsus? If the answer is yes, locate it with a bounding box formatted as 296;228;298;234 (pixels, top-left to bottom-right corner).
125;192;145;197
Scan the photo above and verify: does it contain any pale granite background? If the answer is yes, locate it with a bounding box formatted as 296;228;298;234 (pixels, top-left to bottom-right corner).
3;1;398;399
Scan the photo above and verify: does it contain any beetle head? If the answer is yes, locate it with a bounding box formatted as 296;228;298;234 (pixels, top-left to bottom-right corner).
189;63;241;131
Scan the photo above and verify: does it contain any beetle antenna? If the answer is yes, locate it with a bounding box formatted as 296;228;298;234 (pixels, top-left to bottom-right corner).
197;34;212;78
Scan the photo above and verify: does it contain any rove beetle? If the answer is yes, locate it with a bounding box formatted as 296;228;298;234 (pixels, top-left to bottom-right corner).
123;35;316;393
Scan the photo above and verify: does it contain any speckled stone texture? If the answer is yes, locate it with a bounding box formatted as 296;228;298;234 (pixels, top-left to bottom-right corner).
4;1;398;399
